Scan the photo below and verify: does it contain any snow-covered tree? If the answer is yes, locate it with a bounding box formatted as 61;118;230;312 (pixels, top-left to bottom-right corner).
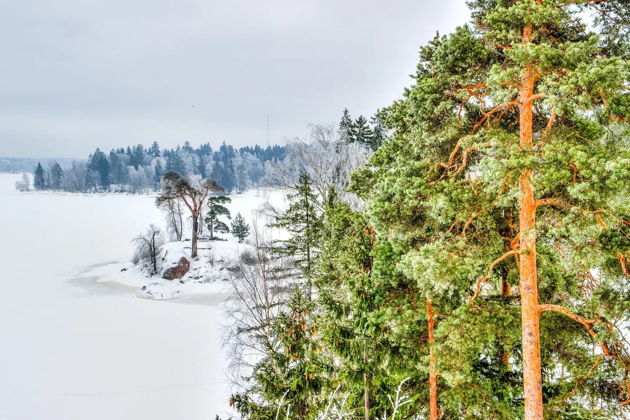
156;171;223;257
231;213;250;243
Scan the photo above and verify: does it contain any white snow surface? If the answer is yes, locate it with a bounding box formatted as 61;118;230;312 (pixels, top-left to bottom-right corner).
0;173;285;420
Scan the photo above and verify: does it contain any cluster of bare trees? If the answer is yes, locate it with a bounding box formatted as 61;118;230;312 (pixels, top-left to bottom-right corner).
132;225;165;275
264;124;371;209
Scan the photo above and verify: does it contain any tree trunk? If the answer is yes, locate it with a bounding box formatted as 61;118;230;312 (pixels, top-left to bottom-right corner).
426;299;440;420
151;232;157;274
518;21;544;420
501;280;512;369
363;360;370;420
177;201;183;241
191;214;199;258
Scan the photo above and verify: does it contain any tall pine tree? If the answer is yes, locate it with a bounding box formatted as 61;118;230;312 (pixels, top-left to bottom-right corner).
355;1;630;418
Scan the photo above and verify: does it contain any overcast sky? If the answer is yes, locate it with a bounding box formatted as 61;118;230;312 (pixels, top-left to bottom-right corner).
0;0;470;158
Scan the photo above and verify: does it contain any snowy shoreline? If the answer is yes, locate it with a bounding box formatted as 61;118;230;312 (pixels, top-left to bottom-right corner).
0;172;247;420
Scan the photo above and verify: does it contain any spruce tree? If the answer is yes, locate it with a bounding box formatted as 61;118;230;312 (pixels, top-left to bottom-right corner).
339;108;355;143
353;115;374;149
33;163;46;190
205;195;231;239
369;111;387;151
316;199;425;419
234;289;326;420
50;162;64;190
355;1;629;418
271;172;323;296
166;152;188;177
149;141;161;158
231;213;250;243
88;148;110;189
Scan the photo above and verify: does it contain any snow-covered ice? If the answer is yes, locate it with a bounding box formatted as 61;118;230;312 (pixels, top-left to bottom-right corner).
0;173;283;420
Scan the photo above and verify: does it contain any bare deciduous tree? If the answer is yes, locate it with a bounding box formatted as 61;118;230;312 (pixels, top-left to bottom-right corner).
158;197;184;241
132;224;165;275
264;123;370;209
223;224;294;393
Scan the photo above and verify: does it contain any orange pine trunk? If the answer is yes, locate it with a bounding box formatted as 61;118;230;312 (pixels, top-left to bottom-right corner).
501;280;512;369
426;299;440;420
518;22;544;420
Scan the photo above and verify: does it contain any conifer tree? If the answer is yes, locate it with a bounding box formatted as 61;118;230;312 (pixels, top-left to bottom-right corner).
316;199;425;419
234;289;326;420
50;162;64;190
166;152;188;177
271;172;323;297
88;148;110;189
205;195;231;239
339;108;355;143
369;111;387;151
33;163;46;190
353;115;374;149
231;213;250;243
148;141;161;158
153;160;164;190
355;1;629;418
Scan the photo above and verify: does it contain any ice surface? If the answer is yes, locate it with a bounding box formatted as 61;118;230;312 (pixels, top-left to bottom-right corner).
0;173;284;420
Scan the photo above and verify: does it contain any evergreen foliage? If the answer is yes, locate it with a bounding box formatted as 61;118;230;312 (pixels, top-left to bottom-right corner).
232;289;327;420
337;109;388;151
230;1;629;419
50;163;64;190
31;141;287;193
351;0;630;417
88;148;110;189
315;198;426;418
205;195;232;239
231;213;250;243
271;173;323;292
33;163;45;190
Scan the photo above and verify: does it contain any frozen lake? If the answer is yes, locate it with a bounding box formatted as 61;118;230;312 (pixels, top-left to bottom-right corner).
0;173;233;420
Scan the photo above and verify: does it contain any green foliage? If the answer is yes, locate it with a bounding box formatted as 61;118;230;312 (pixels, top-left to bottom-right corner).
233;1;630;418
353;0;630;416
338;108;387;151
271;173;323;287
315;199;427;417
231;213;250;243
205;195;231;239
33;163;46;190
233;290;327;420
88;148;111;188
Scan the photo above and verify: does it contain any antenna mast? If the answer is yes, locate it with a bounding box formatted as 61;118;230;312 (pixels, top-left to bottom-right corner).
266;115;270;146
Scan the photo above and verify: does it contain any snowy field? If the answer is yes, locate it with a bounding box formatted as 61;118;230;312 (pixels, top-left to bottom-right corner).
0;173;281;420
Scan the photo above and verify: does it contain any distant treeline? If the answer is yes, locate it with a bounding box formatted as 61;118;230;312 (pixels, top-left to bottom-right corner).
32;142;287;193
27;109;385;194
0;157;79;173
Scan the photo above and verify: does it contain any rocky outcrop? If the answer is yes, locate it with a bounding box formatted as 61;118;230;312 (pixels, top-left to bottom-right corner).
162;257;190;280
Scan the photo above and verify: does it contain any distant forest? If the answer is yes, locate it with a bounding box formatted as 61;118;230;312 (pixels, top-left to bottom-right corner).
0;157;79;173
31;142;286;193
27;108;384;194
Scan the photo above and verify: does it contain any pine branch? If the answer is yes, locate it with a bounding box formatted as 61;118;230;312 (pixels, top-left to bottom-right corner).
469;249;520;303
539;304;617;359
